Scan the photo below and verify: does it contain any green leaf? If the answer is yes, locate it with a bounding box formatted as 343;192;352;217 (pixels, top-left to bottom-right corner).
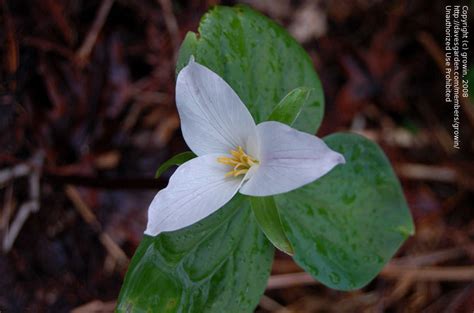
155;151;197;178
276;133;415;290
117;195;274;312
119;6;329;311
267;87;313;126
250;196;294;255
177;5;324;134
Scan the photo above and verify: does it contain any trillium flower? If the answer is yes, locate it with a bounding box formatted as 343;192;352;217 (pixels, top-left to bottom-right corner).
145;58;345;236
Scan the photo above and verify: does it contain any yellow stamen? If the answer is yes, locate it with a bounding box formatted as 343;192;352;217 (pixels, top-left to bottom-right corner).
233;169;249;176
217;146;259;178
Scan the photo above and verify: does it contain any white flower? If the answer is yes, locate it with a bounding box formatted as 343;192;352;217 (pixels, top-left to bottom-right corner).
145;58;345;236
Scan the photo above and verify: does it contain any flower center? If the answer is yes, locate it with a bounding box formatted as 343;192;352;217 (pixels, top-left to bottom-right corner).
217;146;259;177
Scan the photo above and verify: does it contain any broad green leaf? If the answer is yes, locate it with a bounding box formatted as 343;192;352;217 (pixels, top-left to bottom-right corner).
155;151;196;178
250;196;294;255
118;6;324;312
267;87;314;126
177;5;324;134
276;133;415;290
117;195;274;312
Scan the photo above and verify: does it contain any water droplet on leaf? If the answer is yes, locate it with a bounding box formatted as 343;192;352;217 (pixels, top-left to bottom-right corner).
329;272;341;284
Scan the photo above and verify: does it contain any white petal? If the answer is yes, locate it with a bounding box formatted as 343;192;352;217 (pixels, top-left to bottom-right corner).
176;59;258;156
145;154;243;235
240;121;345;196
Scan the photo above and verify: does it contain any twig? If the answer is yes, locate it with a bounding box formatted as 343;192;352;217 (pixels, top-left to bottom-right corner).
383;245;471;301
381;265;474;281
417;31;474;129
333;292;380;311
45;0;75;45
417;32;445;72
396;163;457;183
76;0;115;65
2;201;39;251
266;264;474;290
45;173;166;190
0;163;30;186
23;37;76;61
70;300;116;313
259;295;291;313
157;0;180;62
2;0;19;90
267;272;317;290
395;163;474;191
64;185;129;271
384;274;415;306
390;245;471;266
2;154;43;252
415;100;455;155
0;185;13;233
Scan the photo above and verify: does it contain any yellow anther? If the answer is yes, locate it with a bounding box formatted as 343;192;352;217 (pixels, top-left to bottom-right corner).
233;169;249;176
231;150;241;159
233;163;246;170
217;146;259;178
216;157;238;166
